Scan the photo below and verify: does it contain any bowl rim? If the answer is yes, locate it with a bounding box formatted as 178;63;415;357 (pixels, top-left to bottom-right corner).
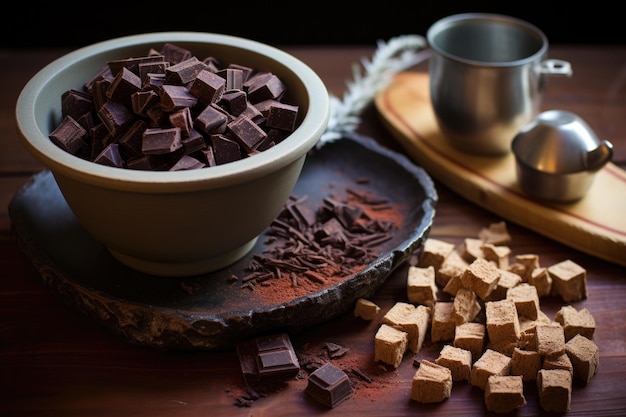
16;31;330;193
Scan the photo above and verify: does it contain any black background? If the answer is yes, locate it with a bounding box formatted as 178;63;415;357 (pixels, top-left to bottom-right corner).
3;1;623;49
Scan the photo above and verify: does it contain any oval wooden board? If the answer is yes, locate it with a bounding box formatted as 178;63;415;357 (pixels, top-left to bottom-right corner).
376;71;626;267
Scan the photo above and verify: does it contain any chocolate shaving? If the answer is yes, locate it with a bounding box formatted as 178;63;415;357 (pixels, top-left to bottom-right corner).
239;190;396;289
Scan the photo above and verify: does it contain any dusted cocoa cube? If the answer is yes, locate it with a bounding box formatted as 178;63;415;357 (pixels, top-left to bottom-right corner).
451;288;481;325
454;322;485;361
470;349;511;390
442;273;464;297
460;257;501;300
410;360;452;403
437;250;468;288
565;334;599;384
485;375;526;413
548;259;588;302
436;345;472;381
535;324;566;357
543;352;573;376
478;221;511;246
485;299;520;345
407;265;438;307
431;301;455;343
374;324;408;369
537;369;572;413
485;269;522;301
513;253;540;282
510;347;541;381
555;305;596;341
481;243;510;269
418;238;455;271
460;237;484;263
529;266;552;297
382;302;430;354
353;298;380;321
506;283;540;320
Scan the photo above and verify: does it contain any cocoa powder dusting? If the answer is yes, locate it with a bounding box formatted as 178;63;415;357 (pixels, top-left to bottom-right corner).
235;180;404;303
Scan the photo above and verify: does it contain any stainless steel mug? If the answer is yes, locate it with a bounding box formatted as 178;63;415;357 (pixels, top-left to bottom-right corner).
427;13;572;155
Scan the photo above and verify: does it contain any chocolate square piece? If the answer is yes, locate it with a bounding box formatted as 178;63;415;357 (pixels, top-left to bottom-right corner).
236;333;300;384
305;363;353;408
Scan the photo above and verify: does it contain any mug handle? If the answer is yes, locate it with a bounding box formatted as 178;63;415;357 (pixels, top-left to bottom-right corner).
540;59;573;76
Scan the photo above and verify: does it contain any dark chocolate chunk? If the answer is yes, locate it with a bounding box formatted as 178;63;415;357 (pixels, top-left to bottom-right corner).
216;68;244;91
117;119;147;159
210;134;242;165
247;73;286;103
50;43;302;171
92;78;112;110
189;69;226;104
107;55;166;77
165;56;207;85
142;127;182;155
138;60;169;83
160;43;192;65
106;67;142;108
219;89;247;116
168;107;193;138
159;84;198;112
61;89;94;121
131;90;159;116
169;155;205;171
93;143;124;168
97;100;134;136
236;333;300;384
194;104;228;135
143;73;166;91
49;115;87;155
227;115;267;152
181;128;206;154
305;363;353;408
266;102;298;131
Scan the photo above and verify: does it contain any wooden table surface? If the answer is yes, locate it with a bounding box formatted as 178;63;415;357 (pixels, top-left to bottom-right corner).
1;44;625;416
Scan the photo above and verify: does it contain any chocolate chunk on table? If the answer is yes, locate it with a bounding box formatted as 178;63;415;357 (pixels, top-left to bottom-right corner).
305;362;353;408
236;333;300;384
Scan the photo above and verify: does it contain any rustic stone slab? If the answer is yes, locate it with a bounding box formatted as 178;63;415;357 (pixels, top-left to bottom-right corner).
8;133;436;351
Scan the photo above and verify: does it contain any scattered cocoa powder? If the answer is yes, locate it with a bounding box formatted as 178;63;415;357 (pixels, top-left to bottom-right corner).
234;181;403;303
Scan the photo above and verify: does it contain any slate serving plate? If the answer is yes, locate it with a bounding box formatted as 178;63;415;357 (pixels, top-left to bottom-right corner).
9;133;437;351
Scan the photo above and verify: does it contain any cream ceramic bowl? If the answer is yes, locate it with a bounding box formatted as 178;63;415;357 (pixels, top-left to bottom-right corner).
16;32;329;277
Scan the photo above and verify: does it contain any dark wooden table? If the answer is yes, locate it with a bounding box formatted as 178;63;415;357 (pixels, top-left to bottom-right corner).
1;44;625;416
